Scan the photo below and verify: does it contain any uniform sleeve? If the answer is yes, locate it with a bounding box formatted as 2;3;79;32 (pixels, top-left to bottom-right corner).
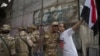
64;28;75;36
27;36;34;47
9;38;16;55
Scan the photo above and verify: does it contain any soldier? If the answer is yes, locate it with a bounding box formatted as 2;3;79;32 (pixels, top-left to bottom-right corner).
44;21;59;56
27;25;37;44
15;27;33;56
27;25;41;56
31;25;40;47
27;25;37;56
0;24;16;56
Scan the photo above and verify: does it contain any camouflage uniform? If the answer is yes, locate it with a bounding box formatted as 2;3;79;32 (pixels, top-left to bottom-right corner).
27;25;40;56
27;25;40;46
27;25;37;56
29;25;42;56
0;24;16;56
0;36;10;56
32;30;40;45
44;21;59;56
0;34;16;56
15;28;33;56
27;25;39;45
44;32;59;56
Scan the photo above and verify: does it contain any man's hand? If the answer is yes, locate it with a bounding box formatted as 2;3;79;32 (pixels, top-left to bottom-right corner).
72;19;83;31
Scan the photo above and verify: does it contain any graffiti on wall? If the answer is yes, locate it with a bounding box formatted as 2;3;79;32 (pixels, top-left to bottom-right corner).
33;1;78;25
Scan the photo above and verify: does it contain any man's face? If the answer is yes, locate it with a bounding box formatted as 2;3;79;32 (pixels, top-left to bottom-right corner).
52;25;58;32
27;28;33;33
20;31;27;36
58;24;65;32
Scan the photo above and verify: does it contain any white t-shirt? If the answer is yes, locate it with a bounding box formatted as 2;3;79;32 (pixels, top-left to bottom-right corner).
60;28;78;56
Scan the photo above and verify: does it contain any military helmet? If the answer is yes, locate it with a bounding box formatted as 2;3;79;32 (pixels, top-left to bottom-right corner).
18;27;26;31
18;27;23;29
51;21;58;25
33;31;39;34
27;25;37;29
2;24;11;30
19;30;27;36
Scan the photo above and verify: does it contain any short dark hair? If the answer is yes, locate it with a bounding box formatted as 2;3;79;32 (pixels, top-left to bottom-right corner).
52;25;58;27
59;23;67;29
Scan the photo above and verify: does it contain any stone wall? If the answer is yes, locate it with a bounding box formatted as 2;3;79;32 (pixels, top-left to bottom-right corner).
9;0;99;56
10;0;79;35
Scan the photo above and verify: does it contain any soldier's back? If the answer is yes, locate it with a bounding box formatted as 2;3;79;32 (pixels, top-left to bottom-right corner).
15;35;29;56
0;36;10;56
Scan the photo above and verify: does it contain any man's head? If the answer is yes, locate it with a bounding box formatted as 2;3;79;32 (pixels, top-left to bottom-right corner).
27;25;36;33
18;27;25;31
51;21;59;33
1;24;11;34
58;23;66;32
18;27;27;36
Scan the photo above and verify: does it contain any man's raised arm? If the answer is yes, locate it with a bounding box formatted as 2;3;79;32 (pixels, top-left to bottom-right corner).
72;19;83;31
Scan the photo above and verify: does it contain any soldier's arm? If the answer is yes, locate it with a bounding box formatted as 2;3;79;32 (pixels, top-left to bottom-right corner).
72;19;83;31
26;36;34;47
36;35;45;52
9;38;16;56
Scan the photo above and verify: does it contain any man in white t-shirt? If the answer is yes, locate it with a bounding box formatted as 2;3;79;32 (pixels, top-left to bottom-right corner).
58;19;83;56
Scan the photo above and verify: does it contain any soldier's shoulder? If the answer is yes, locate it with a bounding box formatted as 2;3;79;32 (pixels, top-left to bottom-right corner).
33;30;39;34
8;36;15;40
44;32;50;38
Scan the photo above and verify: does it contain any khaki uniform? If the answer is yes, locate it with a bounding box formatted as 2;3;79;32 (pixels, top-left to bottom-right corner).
27;25;40;47
0;24;16;56
44;32;59;56
15;31;33;56
0;34;16;56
